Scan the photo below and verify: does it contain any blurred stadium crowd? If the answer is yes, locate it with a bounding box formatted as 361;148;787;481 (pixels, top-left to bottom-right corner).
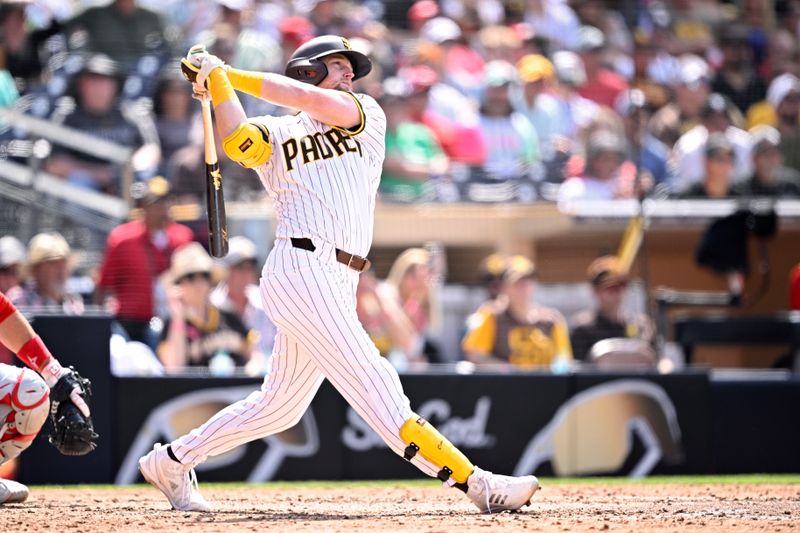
3;0;800;203
1;0;800;373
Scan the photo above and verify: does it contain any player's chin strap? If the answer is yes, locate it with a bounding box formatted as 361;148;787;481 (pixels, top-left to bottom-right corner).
399;415;474;486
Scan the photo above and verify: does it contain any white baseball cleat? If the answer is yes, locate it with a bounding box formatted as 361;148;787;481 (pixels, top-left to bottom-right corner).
138;443;210;512
465;466;540;513
0;478;29;504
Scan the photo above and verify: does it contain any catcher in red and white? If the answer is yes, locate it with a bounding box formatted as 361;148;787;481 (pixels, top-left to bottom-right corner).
0;292;98;504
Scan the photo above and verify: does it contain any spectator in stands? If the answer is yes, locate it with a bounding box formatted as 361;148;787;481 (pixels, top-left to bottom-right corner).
210;235;274;371
13;232;83;314
403;48;486;170
0;236;25;298
747;32;800;128
678;133;740;199
761;29;799;80
357;248;441;367
513;54;564;168
66;0;169;70
670;93;753;194
712;24;768;114
385;247;442;364
569;255;654;362
153;66;194;180
640;103;681;188
356;269;425;367
575;25;628;110
549;50;600;147
308;0;347;36
477;24;523;65
464;252;510;342
94;176;194;343
157;242;253;370
462;255;572;369
650;54;711;137
477;253;507;307
419;16;485;101
617;89;658;187
475;60;540;193
407;0;439;33
379;76;447;202
766;73;800;172
735;125;800;197
192;0;280;74
666;0;717;56
0;0;62;92
573;0;633;60
44;54;160;195
558;130;631;209
522;0;580;51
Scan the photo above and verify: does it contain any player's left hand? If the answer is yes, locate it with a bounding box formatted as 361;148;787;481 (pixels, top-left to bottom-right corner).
47;368;98;456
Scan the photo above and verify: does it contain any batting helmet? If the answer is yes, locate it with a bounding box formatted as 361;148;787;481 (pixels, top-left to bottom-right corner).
285;35;372;86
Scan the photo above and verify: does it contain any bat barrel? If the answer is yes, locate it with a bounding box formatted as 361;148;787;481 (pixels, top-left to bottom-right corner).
205;161;228;257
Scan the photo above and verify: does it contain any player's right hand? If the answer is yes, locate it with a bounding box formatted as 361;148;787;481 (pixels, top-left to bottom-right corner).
183;45;227;91
186;44;208;68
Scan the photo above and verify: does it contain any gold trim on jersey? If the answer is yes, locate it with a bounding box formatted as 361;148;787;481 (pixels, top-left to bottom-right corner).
331;92;366;136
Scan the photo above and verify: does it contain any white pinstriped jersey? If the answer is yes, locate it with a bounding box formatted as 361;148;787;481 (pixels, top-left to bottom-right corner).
251;93;386;257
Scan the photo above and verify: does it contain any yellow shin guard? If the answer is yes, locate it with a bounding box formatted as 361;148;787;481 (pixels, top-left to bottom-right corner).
399;416;474;483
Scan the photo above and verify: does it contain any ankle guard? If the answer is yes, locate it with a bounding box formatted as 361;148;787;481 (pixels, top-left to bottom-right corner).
399;416;474;483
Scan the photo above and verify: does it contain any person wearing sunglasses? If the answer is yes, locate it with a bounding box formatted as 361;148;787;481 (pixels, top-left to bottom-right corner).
157;242;254;371
569;255;654;362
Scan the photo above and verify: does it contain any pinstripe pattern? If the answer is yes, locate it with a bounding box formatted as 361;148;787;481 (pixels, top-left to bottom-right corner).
170;93;441;479
251;94;384;258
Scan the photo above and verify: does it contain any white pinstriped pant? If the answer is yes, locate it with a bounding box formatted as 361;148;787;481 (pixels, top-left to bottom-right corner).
171;238;440;478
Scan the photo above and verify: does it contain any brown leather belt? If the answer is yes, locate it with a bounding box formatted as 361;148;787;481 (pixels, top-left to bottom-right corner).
290;238;371;273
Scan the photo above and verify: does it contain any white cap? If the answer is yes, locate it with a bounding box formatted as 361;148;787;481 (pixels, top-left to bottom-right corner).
223;236;258;267
0;236;25;268
420;16;461;44
677;54;710;88
552;50;586;87
767;73;800;109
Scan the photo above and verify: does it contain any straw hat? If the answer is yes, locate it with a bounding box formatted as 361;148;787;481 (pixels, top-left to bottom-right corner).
21;232;74;279
162;242;225;285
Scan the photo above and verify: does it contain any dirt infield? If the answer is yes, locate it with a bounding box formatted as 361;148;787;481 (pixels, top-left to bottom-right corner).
2;482;798;532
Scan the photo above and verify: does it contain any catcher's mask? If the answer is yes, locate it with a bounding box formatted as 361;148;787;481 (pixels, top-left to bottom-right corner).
285;35;372;86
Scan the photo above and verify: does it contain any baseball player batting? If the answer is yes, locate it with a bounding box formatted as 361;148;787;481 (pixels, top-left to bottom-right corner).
0;292;97;504
139;35;540;514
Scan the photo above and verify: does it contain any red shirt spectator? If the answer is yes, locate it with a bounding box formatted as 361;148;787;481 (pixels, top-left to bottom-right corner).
95;177;193;342
579;68;629;109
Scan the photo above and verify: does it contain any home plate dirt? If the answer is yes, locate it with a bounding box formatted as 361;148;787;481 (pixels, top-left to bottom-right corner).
1;483;797;532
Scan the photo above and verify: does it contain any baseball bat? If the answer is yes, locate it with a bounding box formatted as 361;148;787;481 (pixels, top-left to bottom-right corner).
200;97;229;258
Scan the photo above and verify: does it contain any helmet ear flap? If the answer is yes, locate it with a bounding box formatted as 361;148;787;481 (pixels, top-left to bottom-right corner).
285;58;328;85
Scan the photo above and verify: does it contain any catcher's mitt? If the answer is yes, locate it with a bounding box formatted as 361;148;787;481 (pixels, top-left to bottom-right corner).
48;369;99;456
